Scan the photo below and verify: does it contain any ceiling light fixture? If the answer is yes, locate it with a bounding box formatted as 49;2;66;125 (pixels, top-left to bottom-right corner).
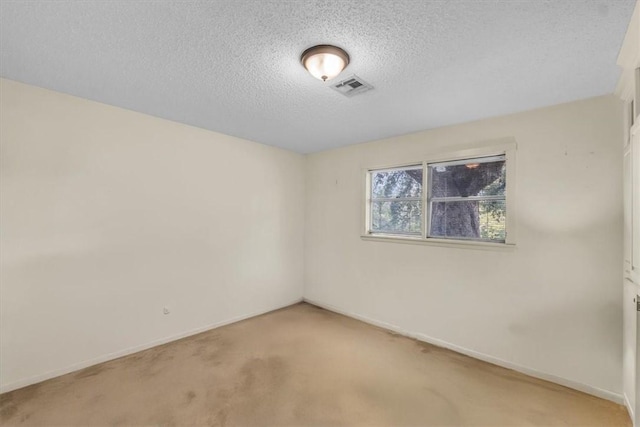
300;45;350;82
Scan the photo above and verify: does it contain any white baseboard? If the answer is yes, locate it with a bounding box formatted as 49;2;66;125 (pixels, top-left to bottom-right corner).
0;298;303;394
624;392;636;426
303;298;625;405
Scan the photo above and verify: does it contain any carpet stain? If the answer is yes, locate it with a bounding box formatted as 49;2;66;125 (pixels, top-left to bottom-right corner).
74;363;108;379
0;401;17;421
414;339;434;353
0;382;42;423
212;406;228;427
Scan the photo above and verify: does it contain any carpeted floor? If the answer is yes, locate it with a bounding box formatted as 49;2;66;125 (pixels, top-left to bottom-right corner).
0;303;631;426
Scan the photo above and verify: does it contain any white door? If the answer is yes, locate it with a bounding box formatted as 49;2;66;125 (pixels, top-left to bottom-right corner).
637;297;640;427
632;123;640;427
633;124;640;285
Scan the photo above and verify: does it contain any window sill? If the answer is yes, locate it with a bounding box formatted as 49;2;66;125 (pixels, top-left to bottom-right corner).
360;234;516;251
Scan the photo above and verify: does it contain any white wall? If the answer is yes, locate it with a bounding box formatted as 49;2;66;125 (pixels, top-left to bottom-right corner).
304;95;625;399
0;79;305;391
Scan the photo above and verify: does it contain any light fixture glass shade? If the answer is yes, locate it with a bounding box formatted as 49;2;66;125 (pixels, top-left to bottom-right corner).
301;45;350;82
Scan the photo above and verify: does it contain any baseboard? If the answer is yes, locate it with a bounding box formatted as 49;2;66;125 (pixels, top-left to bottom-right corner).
624;392;636;426
303;298;625;405
0;298;303;394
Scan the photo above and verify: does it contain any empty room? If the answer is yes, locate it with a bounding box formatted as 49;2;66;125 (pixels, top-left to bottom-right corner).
1;0;640;426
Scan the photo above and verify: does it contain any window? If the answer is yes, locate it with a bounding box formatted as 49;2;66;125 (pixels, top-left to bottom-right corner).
427;155;506;242
370;165;423;235
364;142;515;246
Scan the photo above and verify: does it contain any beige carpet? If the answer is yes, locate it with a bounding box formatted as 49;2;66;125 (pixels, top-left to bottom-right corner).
0;303;631;426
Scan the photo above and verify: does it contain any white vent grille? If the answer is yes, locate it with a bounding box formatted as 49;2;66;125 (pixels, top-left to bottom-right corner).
331;75;373;97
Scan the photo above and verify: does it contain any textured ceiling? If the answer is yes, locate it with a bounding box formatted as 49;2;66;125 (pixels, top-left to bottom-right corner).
0;0;635;153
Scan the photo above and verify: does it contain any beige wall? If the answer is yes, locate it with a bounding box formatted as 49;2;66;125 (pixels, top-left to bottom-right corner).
304;95;625;399
0;79;305;391
0;79;626;401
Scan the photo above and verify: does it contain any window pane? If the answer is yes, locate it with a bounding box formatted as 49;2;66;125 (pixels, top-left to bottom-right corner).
429;159;505;198
371;167;422;199
371;200;422;234
429;200;506;241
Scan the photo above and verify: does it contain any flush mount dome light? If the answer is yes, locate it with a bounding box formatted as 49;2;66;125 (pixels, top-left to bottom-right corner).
301;45;350;82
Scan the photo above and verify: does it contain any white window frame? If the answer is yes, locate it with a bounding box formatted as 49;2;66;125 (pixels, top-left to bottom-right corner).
368;164;424;236
362;138;517;249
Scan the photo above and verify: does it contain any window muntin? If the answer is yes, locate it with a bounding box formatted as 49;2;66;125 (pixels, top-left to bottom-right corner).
366;153;510;244
427;155;506;242
369;165;422;235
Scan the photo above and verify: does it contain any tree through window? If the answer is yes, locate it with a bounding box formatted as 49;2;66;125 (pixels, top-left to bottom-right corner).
370;166;422;235
428;156;506;242
367;154;508;243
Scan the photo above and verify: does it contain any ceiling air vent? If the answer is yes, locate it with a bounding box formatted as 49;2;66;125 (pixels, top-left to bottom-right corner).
331;75;373;97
